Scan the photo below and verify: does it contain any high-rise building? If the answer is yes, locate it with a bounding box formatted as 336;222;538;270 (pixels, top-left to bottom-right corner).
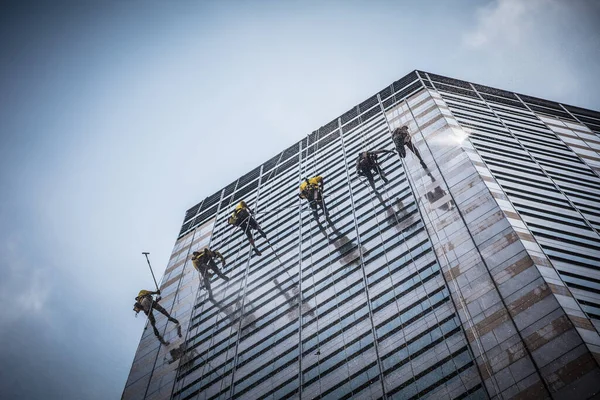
122;70;600;400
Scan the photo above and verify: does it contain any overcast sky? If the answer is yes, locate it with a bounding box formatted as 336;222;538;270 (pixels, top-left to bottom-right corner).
0;0;599;399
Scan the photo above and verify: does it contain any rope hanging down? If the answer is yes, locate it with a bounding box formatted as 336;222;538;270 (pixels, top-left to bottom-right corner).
375;113;461;392
356;108;425;386
153;96;495;396
392;98;499;393
181;185;244;391
303;144;341;385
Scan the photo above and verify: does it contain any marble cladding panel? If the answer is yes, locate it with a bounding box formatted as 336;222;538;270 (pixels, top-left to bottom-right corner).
396;89;600;398
389;90;539;398
440;91;600;396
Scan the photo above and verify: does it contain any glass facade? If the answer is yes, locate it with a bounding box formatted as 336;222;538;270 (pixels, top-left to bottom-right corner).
123;71;600;400
422;73;600;330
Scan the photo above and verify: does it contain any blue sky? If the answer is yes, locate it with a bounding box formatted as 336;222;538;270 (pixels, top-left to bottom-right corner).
0;1;599;398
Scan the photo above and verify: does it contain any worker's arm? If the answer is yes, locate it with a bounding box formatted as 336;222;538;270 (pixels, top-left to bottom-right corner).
316;176;324;191
242;201;254;215
151;290;161;295
298;184;306;199
371;149;393;154
215;251;226;266
356;159;365;176
240;201;254;214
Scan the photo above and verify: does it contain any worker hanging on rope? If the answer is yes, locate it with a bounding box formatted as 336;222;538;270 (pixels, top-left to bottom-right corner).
228;201;267;256
391;125;431;174
133;289;181;345
355;150;393;189
191;248;230;299
299;176;328;221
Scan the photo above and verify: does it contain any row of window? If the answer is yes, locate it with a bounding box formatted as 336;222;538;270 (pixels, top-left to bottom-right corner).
171;88;475;399
437;88;600;327
179;76;425;237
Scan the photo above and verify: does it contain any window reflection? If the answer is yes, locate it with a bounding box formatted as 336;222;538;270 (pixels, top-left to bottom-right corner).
128;83;512;400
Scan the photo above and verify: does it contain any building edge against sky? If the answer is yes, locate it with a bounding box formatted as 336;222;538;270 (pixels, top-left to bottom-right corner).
123;70;600;400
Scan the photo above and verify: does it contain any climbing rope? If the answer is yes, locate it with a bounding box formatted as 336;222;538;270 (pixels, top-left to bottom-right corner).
169;94;501;397
303;148;342;391
311;132;320;178
354;111;401;226
354;109;423;391
144;227;206;398
401;136;488;392
253;151;297;281
396;97;500;394
306;216;326;393
179;183;246;395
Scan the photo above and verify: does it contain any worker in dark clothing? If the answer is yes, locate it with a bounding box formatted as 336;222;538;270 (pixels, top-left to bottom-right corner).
134;289;181;345
191;248;230;299
391;126;429;171
299;176;328;221
355;150;393;189
228;201;267;256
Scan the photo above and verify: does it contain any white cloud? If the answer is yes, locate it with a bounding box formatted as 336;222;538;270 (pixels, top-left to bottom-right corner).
0;235;52;332
459;0;594;104
463;0;557;48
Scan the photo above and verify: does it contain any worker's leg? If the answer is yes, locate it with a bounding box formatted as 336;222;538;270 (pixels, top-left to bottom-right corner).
209;260;230;281
147;311;169;345
153;301;180;324
241;222;262;256
148;312;160;337
316;190;329;217
310;189;326;219
203;273;214;299
308;198;319;220
393;137;407;158
375;164;389;183
249;217;267;239
240;222;254;244
362;168;376;189
406;141;428;171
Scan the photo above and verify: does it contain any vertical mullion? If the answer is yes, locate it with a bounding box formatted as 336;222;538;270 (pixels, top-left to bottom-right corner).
297;140;304;400
338;117;388;400
228;166;265;399
171;188;226;396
